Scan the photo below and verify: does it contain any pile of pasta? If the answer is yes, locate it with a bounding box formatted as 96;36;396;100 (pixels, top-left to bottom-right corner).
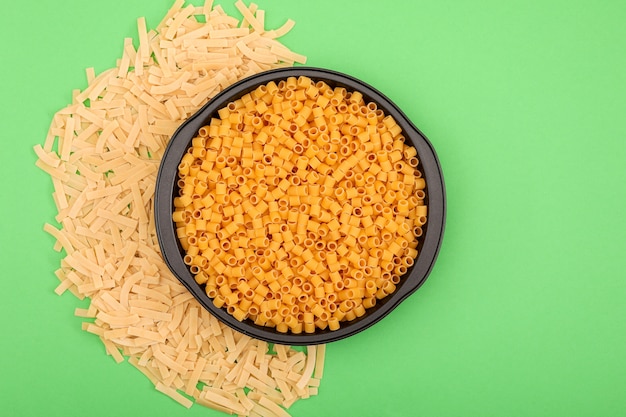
174;76;428;333
35;1;325;415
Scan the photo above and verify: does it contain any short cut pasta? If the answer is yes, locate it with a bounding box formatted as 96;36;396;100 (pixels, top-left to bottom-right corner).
173;76;427;333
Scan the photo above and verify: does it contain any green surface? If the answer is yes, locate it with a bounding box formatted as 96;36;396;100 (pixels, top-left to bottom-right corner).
2;0;626;416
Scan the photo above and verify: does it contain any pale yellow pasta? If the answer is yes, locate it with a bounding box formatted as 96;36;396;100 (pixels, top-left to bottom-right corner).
36;1;329;415
174;76;427;333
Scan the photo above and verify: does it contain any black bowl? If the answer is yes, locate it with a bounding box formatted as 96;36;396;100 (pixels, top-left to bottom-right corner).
154;67;446;345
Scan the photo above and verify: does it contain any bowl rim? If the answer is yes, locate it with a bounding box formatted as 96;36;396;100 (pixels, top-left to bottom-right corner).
154;66;446;345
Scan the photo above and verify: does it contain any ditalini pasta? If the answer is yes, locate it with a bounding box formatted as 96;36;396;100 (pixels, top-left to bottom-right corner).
173;76;428;333
36;1;323;415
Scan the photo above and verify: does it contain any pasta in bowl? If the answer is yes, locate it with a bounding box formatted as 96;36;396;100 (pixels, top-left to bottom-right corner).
155;67;445;344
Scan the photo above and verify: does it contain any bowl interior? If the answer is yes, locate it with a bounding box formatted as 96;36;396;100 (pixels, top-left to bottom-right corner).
154;67;446;345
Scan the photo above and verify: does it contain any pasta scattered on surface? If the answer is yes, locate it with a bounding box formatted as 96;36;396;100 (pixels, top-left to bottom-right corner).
36;1;323;415
174;76;428;333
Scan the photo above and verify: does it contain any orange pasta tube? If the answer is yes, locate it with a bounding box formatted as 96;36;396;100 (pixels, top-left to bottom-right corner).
173;76;428;333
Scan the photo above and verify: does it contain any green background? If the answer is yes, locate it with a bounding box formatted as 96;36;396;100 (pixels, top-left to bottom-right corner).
1;0;625;416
